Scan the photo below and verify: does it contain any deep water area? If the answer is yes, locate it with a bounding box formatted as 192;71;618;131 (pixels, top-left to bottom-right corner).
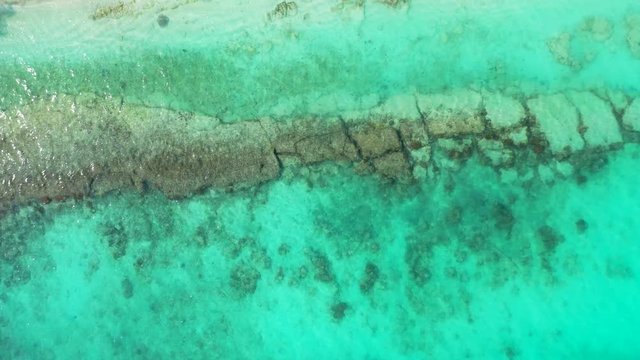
2;0;640;359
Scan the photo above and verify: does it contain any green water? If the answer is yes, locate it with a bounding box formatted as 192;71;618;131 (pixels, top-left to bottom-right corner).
2;0;640;359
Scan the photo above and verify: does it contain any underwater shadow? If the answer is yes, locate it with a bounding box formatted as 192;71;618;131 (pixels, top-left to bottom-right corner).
0;5;16;37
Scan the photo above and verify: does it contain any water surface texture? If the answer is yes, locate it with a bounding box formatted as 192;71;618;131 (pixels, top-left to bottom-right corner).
1;0;640;359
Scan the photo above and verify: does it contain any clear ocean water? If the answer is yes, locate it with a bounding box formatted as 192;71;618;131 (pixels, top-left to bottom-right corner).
1;0;640;359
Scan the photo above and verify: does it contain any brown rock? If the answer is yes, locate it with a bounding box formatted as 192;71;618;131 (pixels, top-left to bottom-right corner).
140;121;280;197
477;139;515;167
349;123;401;159
270;119;358;164
372;152;411;179
398;121;431;167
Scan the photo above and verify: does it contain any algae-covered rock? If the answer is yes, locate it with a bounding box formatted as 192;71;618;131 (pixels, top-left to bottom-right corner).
416;89;484;136
91;1;134;20
139;120;280;198
372;152;411;179
502;126;528;147
433;138;474;171
270;119;359;164
360;262;380;294
606;89;630;114
307;249;334;283
477;139;514;167
269;1;298;20
230;263;261;296
0;95;280;203
349;123;401;159
547;32;580;68
527;94;584;156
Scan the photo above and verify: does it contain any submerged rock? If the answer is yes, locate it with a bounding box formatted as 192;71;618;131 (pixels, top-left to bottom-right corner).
398;120;431;176
433;138;474;170
626;14;640;58
359;262;380;294
547;32;580;68
580;17;613;42
502;126;528;147
576;219;588;234
157;14;169;27
478;139;515;167
484;92;525;130
270;119;358;164
372;152;411;179
527;94;584;156
230;263;261;296
567;91;622;148
269;1;298;20
623;98;640;132
307;249;334;283
606;89;630;114
91;1;133;20
0;88;637;206
417;89;485;136
349;123;401;159
330;301;349;321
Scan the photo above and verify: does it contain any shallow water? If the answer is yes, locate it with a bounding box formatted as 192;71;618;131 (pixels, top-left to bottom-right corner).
1;1;640;359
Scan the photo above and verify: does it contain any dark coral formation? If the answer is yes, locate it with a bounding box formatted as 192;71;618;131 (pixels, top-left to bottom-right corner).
576;219;588;234
230;263;261;296
330;301;349;321
307;248;334;283
359;261;380;294
157;14;169;27
537;225;565;253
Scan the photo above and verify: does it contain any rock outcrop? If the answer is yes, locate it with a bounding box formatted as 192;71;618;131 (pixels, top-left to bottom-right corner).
0;88;634;205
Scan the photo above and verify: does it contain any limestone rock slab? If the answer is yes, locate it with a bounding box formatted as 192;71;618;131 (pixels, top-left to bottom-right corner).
484;92;525;130
372;152;411;179
527;94;584;155
269;119;358;164
478;139;515;167
416;89;484;136
349;123;401;159
568;91;622;148
623;98;640;132
398;121;431;167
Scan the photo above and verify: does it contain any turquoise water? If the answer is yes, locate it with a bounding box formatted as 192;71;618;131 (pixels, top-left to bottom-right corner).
1;0;640;119
2;0;640;359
